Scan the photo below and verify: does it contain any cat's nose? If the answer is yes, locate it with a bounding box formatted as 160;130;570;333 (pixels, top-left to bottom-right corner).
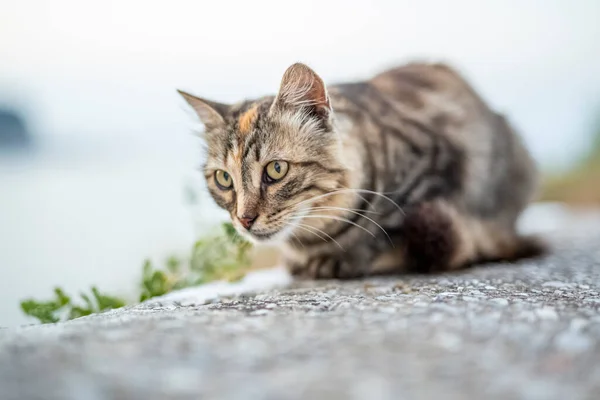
238;214;258;230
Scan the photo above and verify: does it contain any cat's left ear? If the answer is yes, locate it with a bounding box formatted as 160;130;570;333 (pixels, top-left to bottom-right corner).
271;63;332;119
178;90;229;130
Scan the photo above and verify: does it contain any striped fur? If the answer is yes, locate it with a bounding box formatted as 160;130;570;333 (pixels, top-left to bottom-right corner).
179;62;545;279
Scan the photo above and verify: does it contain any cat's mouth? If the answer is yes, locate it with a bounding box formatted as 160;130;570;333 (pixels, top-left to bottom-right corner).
234;227;280;244
235;213;306;244
250;231;275;240
241;224;296;244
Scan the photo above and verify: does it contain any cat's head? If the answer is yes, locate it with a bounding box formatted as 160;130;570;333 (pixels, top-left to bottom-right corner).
179;63;350;243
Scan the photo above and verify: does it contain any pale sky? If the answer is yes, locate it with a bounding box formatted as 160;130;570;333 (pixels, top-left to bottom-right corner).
2;0;600;167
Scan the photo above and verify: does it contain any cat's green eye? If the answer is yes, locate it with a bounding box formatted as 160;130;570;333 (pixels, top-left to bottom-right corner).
215;170;233;189
265;160;289;182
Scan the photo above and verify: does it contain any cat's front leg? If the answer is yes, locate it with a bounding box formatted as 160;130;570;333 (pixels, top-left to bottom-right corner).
286;248;373;280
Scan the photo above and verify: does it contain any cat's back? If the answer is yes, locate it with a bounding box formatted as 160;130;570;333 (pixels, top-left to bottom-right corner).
330;62;493;133
332;62;538;220
330;62;500;160
369;62;493;121
371;63;468;93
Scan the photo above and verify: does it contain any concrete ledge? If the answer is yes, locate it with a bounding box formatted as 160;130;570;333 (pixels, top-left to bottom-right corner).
2;214;600;400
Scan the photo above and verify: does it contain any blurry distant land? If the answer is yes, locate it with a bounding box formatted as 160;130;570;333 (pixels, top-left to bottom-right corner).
541;112;600;206
0;109;32;150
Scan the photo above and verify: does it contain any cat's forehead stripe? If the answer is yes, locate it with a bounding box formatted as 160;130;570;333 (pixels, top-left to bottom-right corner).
238;104;258;135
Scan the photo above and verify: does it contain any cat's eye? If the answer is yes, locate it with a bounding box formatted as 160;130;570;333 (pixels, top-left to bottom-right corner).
264;160;289;183
214;170;233;189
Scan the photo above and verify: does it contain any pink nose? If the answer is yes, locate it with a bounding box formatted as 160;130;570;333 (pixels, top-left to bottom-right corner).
238;214;257;230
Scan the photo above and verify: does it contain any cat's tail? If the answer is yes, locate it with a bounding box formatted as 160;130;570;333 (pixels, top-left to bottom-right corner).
482;234;547;264
401;200;547;273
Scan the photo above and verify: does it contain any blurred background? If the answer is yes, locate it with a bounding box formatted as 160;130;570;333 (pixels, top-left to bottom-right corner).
1;0;599;327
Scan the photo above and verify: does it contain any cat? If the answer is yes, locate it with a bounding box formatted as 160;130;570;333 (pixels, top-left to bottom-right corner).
179;62;545;279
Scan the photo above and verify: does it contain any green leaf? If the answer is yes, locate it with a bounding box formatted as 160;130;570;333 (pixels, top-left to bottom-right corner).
142;259;153;279
222;222;237;238
53;287;71;306
166;256;181;274
91;287;126;311
80;293;94;310
68;306;93;320
20;299;61;324
149;271;169;296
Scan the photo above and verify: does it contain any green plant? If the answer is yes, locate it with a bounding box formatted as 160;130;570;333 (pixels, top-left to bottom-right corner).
20;287;125;324
138;222;252;301
20;288;71;324
21;223;252;324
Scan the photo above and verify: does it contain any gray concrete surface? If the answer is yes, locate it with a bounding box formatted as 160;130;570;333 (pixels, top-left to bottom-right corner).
2;219;600;400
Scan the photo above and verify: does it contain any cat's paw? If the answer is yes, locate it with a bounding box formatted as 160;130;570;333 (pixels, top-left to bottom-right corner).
289;255;363;280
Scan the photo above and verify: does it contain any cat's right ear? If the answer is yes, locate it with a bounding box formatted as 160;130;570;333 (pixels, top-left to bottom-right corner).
178;90;229;129
271;63;331;119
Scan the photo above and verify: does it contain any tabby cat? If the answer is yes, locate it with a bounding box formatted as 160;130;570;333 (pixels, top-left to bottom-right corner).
179;62;544;279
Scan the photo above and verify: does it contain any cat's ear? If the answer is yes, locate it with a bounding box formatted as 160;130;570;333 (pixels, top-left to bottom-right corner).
271;63;331;118
178;90;229;129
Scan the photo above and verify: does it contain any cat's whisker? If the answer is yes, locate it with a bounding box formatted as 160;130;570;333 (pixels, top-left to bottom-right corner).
289;214;377;239
289;230;305;249
303;208;394;246
308;206;381;215
271;203;383;244
294;222;345;251
335;189;376;210
290;188;404;216
287;188;353;209
292;223;327;243
336;187;406;215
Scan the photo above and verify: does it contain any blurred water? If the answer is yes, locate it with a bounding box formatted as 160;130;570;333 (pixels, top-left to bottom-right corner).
0;137;228;327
